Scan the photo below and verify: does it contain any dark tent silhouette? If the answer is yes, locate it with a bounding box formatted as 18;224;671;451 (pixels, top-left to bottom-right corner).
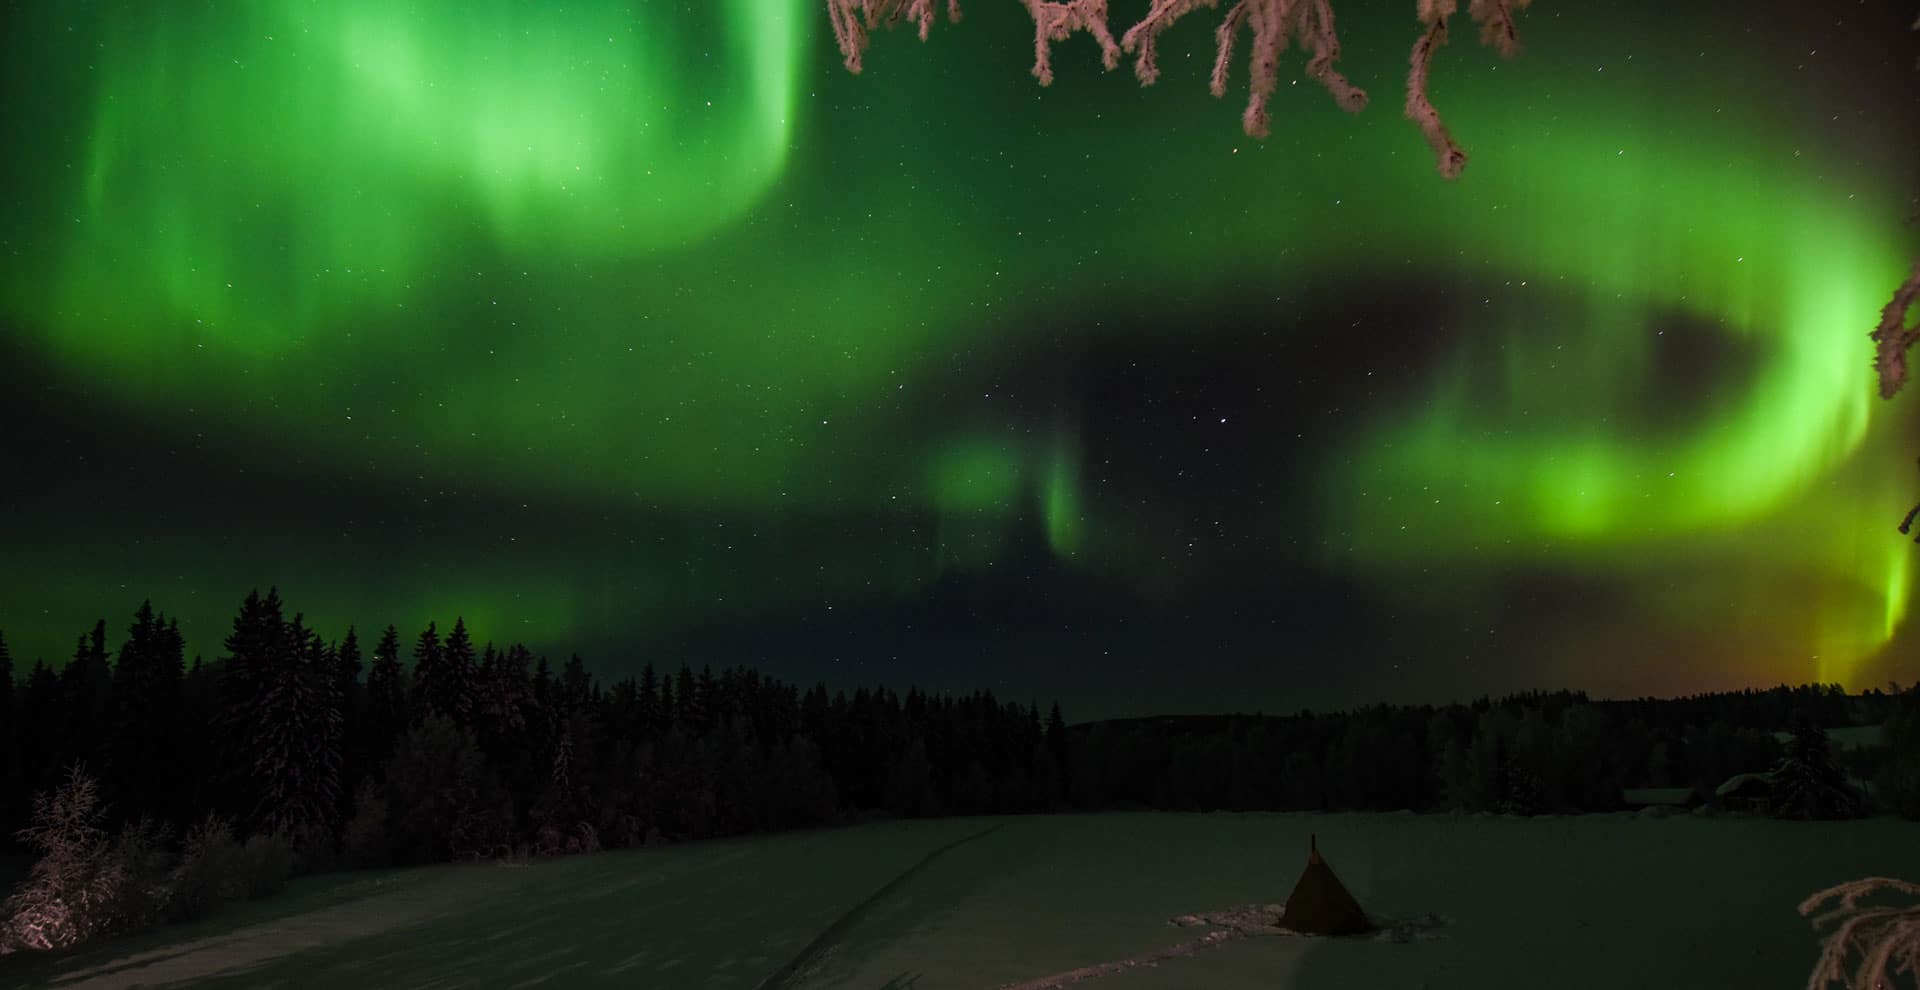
1279;834;1372;935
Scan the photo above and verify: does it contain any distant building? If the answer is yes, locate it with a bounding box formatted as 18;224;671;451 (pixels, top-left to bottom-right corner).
1716;772;1773;815
1621;787;1702;810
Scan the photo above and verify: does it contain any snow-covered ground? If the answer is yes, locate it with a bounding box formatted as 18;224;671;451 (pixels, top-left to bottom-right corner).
0;811;1913;989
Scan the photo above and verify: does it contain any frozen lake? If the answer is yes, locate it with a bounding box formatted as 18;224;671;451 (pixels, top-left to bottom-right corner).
1;811;1913;989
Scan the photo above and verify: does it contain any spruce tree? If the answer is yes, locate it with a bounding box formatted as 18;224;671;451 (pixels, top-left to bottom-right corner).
1046;701;1069;785
336;626;363;695
220;591;344;836
532;655;554;711
245;612;342;838
498;644;533;736
221;588;289;823
17;661;60;804
364;625;409;768
428;617;477;727
695;665;718;735
409;621;443;725
111;602;184;822
335;627;366;797
562;654;594;712
675;664;698;730
637;664;661;740
1773;714;1859;820
177;649;218;819
473;644;532;773
59;619;112;772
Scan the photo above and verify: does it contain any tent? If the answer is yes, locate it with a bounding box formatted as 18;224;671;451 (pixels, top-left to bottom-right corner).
1280;834;1372;935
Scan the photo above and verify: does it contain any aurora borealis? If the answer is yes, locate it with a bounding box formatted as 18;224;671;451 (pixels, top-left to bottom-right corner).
1;0;1916;718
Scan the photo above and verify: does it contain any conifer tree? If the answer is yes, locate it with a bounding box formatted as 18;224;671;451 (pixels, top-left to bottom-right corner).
336;626;363;696
334;625;367;799
562;654;595;711
15;661;60;814
695;665;718;735
409;621;443;725
429;618;477;727
59;620;112;772
254;611;341;837
110;602;184;822
220;588;285;822
1773;714;1859;820
364;625;408;767
637;664;662;740
1045;701;1070;785
675;664;699;731
221;591;343;836
473;644;533;778
497;645;534;736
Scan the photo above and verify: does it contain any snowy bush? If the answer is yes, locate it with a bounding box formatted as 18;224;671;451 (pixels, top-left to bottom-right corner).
167;815;244;922
0;767;125;954
341;777;391;866
1802;877;1920;990
104;818;175;931
449;804;517;862
236;833;295;899
532;821;601;857
382;715;513;863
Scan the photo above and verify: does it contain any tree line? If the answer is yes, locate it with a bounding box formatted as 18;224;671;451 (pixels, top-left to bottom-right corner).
0;592;1076;865
3;594;1918;873
1060;686;1915;818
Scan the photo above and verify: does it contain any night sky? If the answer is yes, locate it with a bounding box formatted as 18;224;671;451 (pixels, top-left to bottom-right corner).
1;0;1917;720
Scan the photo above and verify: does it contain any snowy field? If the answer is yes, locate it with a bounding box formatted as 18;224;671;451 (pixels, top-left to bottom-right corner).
0;811;1914;989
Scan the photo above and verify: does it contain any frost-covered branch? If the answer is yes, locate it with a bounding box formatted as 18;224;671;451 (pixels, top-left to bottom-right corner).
1027;0;1122;86
1801;877;1920;990
1124;0;1367;137
827;0;963;73
1406;0;1531;178
830;1;1532;175
1406;15;1464;177
1872;259;1920;399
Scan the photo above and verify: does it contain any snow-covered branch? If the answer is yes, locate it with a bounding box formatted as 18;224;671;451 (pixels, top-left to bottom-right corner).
827;0;963;74
1027;0;1122;86
1406;0;1531;178
1801;877;1920;990
1116;0;1212;86
1125;0;1367;137
829;1;1531;175
1872;259;1920;399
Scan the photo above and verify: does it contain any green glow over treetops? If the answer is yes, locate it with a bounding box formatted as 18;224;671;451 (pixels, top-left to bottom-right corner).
0;0;1915;696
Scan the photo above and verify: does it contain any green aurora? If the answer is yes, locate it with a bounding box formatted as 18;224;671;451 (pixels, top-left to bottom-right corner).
0;0;1915;712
